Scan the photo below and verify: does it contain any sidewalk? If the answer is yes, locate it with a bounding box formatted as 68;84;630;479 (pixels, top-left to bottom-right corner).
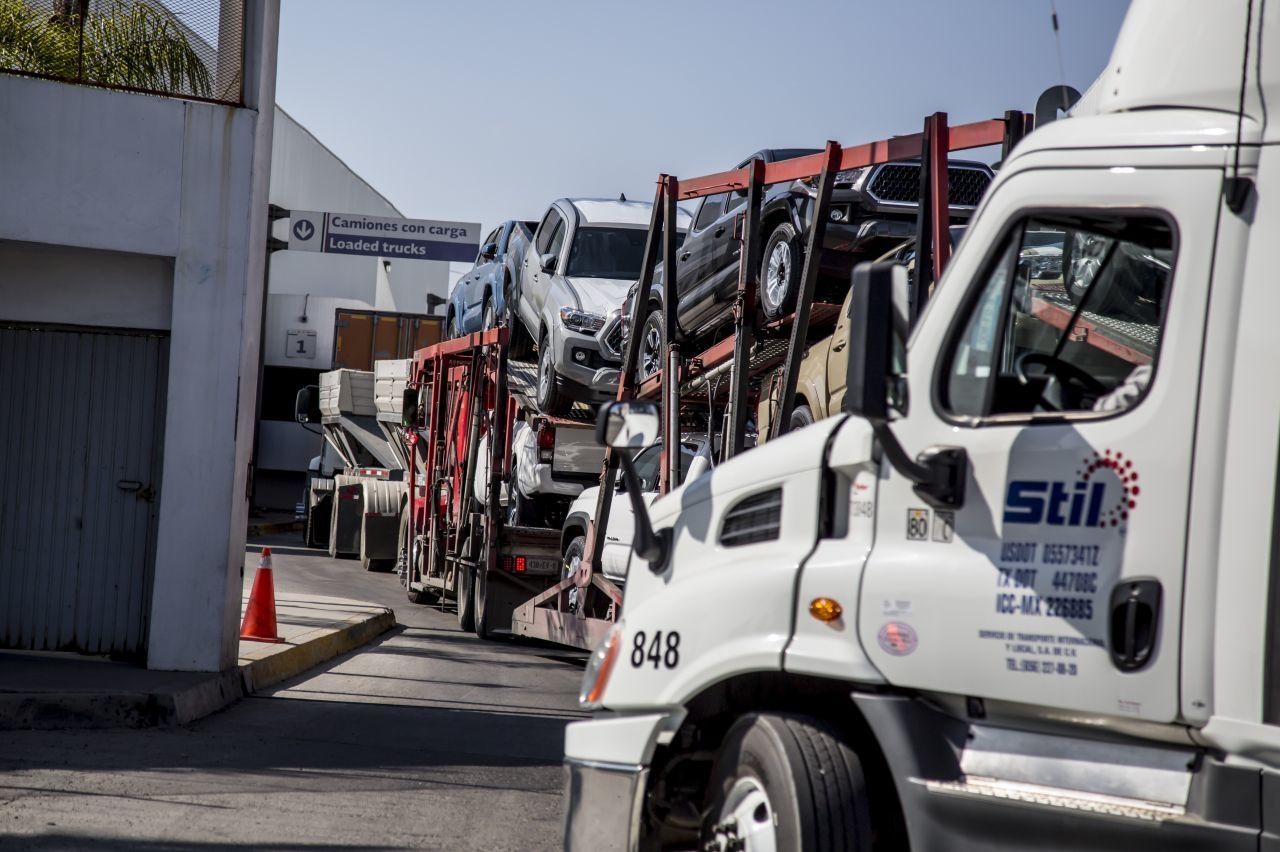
0;584;395;730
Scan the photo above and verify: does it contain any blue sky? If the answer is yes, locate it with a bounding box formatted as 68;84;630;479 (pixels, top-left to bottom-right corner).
276;0;1129;248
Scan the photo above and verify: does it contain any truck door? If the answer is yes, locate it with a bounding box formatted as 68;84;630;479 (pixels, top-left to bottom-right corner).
522;208;566;329
857;163;1222;724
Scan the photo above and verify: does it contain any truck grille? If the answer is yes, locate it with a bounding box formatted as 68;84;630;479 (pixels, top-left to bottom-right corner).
600;314;624;360
719;488;782;547
868;163;992;207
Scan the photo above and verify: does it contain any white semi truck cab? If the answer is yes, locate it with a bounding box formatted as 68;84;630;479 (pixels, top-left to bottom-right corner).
564;2;1280;849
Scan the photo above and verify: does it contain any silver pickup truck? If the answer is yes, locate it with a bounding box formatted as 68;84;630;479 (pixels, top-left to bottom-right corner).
510;197;690;414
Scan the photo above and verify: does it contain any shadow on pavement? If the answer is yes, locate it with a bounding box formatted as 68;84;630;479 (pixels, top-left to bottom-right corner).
2;835;396;852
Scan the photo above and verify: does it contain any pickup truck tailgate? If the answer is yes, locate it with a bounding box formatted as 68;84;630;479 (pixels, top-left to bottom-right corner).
553;425;604;475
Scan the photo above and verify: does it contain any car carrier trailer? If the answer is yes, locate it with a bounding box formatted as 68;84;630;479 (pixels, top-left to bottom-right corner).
296;360;411;571
397;329;610;641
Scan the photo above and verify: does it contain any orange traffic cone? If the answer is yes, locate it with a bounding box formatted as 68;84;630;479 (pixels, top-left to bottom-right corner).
240;547;284;643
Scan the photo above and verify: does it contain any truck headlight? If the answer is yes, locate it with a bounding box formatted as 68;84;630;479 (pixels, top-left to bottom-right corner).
580;622;623;709
560;307;607;334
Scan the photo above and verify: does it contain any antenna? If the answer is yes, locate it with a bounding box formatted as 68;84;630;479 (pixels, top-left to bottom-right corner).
1048;0;1069;111
619;193;627;202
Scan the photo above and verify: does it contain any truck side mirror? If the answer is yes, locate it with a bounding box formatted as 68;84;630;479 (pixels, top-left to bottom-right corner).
295;385;321;424
540;252;558;274
480;241;498;260
596;401;660;449
844;263;907;420
845;262;967;509
401;387;418;427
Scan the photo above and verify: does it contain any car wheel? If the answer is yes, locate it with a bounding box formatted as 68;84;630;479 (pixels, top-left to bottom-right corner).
507;479;542;528
483;298;496;331
563;535;585;614
789;403;815;432
760;221;804;320
456;565;476;632
536;334;571;415
638;308;664;382
702;714;872;851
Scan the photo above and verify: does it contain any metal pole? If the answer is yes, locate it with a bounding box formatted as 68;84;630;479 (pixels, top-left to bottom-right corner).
1001;109;1029;162
725;159;764;460
487;329;510;573
661;177;682;493
929;113;952;284
909;115;937;328
585;179;666;574
771;142;840;441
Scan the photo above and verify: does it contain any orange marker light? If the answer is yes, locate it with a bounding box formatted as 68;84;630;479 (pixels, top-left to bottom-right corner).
810;598;843;622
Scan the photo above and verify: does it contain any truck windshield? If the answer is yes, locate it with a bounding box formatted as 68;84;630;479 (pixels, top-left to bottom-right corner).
566;227;685;279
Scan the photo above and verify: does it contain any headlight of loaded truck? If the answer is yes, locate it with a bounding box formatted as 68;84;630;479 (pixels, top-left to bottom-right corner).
560;307;607;335
579;622;623;709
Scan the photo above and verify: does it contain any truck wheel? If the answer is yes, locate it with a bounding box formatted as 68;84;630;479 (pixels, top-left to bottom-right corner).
702;714;872;852
483;298;496;331
507;480;542;528
473;568;501;640
760;222;804;320
456;566;476;632
401;510;434;604
790;404;815;432
361;554;393;572
638;308;664;382
536;335;571;415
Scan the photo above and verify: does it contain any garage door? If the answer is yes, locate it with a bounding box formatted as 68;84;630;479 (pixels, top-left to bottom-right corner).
0;324;168;659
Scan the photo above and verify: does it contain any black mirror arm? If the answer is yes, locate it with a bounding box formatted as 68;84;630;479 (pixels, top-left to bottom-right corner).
617;453;670;571
869;419;967;509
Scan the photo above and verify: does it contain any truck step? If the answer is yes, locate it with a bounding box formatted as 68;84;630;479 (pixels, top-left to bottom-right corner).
920;776;1185;822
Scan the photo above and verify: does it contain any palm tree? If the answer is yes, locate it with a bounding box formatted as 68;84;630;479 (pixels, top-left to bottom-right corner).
0;0;212;98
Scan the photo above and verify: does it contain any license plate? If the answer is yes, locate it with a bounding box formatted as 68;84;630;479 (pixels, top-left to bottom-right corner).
524;557;560;575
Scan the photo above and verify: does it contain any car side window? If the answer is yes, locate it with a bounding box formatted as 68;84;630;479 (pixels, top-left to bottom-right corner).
942;213;1174;421
546;218;567;260
535;211;563;254
630;445;698;492
694;194;728;231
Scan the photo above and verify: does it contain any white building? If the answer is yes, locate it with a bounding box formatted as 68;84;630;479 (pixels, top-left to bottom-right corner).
0;2;278;672
252;108;450;510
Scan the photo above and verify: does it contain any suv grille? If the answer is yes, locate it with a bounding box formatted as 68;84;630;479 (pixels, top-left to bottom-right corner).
719;488;782;547
868;164;991;207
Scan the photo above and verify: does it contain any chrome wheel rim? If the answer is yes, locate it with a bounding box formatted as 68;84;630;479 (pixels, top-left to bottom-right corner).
539;346;552;398
713;777;777;852
641;323;662;378
765;241;791;309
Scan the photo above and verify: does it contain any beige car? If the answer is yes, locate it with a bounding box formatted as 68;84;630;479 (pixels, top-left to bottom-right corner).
756;285;853;439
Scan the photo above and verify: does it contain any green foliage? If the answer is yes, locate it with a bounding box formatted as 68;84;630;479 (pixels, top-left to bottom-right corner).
0;0;213;98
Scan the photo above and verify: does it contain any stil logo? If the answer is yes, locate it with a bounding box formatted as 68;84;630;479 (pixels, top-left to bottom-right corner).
1004;450;1140;528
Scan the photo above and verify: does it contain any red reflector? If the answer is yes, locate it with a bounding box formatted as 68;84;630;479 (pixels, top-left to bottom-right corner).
339;486;361;499
503;556;513;572
515;556;526;573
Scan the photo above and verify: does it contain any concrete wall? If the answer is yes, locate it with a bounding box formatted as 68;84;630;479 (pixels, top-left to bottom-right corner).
0;1;280;672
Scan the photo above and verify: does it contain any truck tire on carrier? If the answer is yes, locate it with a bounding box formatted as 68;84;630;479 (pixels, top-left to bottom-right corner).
456;565;476;632
401;506;434;604
702;713;872;851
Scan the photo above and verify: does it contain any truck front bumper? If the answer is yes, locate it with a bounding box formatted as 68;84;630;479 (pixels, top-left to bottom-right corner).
563;711;679;851
563;758;648;852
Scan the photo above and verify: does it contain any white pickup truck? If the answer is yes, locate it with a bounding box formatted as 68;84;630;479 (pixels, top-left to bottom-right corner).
563;2;1280;849
510;197;691;415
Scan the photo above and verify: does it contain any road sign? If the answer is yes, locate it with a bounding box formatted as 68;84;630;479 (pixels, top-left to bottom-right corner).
287;210;480;262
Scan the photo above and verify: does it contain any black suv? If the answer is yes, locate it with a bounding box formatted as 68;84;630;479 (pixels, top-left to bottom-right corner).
628;149;994;379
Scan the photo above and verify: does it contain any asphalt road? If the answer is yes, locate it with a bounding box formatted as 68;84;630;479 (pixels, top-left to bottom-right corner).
0;532;588;851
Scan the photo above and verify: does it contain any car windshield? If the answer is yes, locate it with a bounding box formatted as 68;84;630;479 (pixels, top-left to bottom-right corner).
566;226;685;279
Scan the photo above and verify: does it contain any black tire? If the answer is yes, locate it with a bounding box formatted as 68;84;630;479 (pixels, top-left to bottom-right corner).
702;714;872;851
482;297;496;331
304;500;327;549
637;307;664;383
536;334;571;415
507;480;542;528
759;221;804;320
401;509;433;604
473;567;501;640
789;403;815;432
456;565;476;632
447;310;460;339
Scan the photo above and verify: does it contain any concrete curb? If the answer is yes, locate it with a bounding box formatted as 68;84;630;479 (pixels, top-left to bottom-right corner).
0;607;395;730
